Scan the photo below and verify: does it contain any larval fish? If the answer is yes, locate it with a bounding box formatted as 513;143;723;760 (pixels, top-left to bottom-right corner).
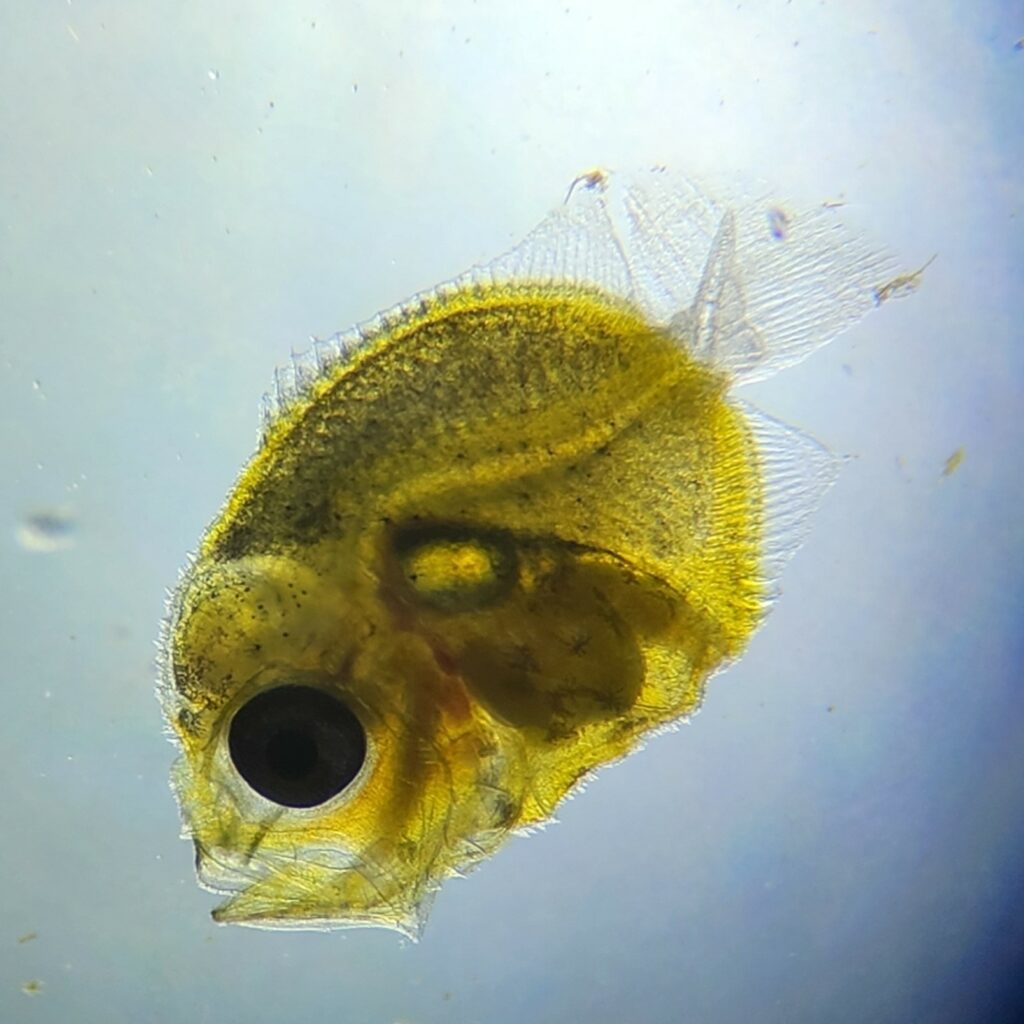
159;169;907;936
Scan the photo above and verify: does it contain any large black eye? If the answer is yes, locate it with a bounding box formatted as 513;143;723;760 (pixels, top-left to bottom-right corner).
228;685;366;808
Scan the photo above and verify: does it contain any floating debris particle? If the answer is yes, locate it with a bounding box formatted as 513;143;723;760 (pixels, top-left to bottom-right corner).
16;509;76;553
873;254;937;305
564;167;609;203
22;979;43;996
767;207;791;240
942;447;965;477
17;932;38;944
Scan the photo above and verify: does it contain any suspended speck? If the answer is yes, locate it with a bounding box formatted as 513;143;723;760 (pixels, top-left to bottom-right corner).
767;207;790;240
942;447;965;478
873;254;937;306
16;509;76;553
207;69;220;81
565;168;609;203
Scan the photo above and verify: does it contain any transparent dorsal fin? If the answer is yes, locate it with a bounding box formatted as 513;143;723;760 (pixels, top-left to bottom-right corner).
261;167;902;433
259;332;362;438
484;168;901;385
482;175;633;298
737;399;840;598
671;209;767;370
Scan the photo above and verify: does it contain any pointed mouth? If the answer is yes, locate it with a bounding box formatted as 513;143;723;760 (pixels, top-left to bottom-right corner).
208;885;429;941
193;835;272;895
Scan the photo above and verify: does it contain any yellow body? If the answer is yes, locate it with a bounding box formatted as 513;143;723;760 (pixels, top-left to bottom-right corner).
166;281;764;932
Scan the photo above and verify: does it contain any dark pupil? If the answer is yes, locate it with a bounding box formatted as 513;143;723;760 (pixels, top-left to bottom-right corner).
265;728;318;780
228;684;366;808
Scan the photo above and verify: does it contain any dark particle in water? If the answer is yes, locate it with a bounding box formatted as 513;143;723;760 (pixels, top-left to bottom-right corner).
767;207;790;240
16;509;76;553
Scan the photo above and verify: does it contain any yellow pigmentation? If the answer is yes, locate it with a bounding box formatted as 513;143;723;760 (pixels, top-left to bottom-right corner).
161;171;900;934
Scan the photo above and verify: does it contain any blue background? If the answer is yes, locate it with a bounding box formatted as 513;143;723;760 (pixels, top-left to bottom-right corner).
2;3;1022;1021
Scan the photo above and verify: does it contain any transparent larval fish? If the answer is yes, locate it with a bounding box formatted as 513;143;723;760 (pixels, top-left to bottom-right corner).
159;168;908;937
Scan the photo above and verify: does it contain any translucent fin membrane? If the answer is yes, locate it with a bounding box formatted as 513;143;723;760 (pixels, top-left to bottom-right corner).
260;332;362;438
260;169;900;431
486;168;900;384
738;400;841;597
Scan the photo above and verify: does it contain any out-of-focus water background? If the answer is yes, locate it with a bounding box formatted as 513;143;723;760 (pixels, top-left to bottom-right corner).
2;3;1022;1022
